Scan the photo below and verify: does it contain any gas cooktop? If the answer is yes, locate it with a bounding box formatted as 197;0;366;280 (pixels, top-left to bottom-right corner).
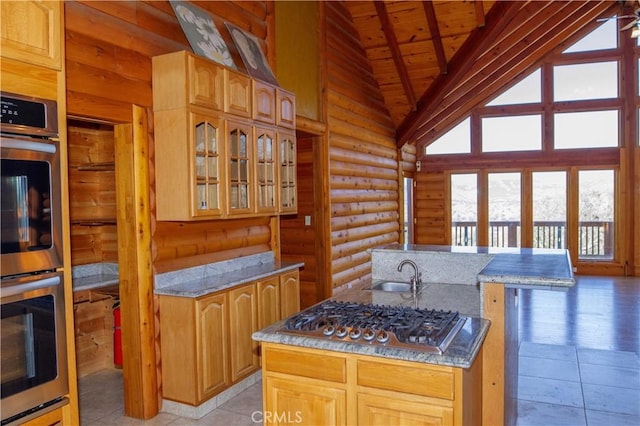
279;300;466;354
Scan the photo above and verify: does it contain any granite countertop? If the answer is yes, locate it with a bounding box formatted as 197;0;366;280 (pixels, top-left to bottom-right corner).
253;316;489;369
72;263;119;292
476;248;574;289
154;260;304;298
376;244;575;289
253;281;490;369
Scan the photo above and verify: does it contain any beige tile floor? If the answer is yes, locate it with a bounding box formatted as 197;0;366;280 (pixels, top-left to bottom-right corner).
78;369;262;425
517;342;640;426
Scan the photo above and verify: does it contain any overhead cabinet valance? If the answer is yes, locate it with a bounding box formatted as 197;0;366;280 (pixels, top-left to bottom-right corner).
152;51;296;221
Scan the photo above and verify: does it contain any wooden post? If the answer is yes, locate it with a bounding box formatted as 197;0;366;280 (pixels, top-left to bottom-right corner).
114;106;158;419
482;282;519;426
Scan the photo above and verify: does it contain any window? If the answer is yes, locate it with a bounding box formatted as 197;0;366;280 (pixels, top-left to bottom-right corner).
532;171;567;249
482;115;542;152
432;18;628;268
563;18;617;53
578;170;615;260
488;172;521;248
403;177;414;244
425;118;471;155
553;62;618;101
554;110;619;149
487;68;541;106
451;173;477;246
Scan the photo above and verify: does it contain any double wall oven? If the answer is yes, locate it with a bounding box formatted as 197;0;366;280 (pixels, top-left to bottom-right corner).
1;92;68;424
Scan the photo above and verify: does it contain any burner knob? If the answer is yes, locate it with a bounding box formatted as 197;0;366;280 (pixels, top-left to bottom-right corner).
349;327;362;340
335;325;348;338
322;325;335;336
362;328;376;341
376;330;390;344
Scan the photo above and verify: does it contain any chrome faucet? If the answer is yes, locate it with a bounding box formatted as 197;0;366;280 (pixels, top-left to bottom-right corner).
397;259;421;298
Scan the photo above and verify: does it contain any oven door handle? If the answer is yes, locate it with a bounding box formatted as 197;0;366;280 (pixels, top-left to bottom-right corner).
2;275;61;298
0;138;57;153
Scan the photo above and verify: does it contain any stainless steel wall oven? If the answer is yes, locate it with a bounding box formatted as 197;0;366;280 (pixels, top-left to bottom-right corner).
1;92;68;424
1;92;63;276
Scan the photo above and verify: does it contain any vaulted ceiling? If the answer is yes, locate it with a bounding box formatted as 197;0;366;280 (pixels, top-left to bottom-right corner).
344;0;631;150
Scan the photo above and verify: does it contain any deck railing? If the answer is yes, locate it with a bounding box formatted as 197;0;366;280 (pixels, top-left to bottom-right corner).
451;221;613;258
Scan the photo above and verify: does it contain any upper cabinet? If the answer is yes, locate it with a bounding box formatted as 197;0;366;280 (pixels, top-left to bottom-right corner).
152;51;297;221
1;1;62;70
276;89;296;129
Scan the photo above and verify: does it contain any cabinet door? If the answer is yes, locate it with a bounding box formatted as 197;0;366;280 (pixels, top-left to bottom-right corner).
276;88;296;129
189;55;224;110
225;69;251;117
255;126;278;214
279;270;300;319
278;131;297;213
357;393;453;426
257;276;280;329
226;120;254;215
1;1;61;70
197;292;229;401
253;81;276;124
192;111;225;217
228;284;259;382
264;376;347;426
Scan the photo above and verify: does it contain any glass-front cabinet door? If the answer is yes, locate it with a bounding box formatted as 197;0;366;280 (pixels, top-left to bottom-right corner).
192;112;224;217
227;120;253;215
278;131;297;213
255;127;277;214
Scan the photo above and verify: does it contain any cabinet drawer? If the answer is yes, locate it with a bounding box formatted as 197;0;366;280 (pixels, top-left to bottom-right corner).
357;359;454;400
264;345;346;383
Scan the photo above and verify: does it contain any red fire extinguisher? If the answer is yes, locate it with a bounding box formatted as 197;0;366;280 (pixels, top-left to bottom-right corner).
113;302;123;368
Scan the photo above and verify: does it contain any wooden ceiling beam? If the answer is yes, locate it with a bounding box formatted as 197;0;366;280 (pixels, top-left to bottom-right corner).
413;1;615;152
423;2;447;75
374;1;417;111
475;0;486;28
396;0;526;147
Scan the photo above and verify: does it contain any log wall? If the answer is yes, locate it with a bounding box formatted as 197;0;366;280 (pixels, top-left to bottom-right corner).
281;137;317;308
324;2;400;290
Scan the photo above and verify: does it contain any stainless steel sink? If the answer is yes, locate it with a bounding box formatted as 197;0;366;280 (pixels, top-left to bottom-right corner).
371;281;412;292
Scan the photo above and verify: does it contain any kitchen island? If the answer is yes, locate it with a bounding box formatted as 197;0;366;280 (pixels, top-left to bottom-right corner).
253;244;574;426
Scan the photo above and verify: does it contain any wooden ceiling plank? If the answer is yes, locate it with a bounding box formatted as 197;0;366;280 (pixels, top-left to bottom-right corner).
396;0;526;146
374;1;417;111
423;1;448;75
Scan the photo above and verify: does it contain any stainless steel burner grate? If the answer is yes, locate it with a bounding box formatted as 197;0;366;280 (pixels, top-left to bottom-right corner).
279;301;466;354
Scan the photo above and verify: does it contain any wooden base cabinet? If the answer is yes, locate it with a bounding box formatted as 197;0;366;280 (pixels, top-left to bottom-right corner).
159;270;300;406
159;291;229;405
261;343;482;426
